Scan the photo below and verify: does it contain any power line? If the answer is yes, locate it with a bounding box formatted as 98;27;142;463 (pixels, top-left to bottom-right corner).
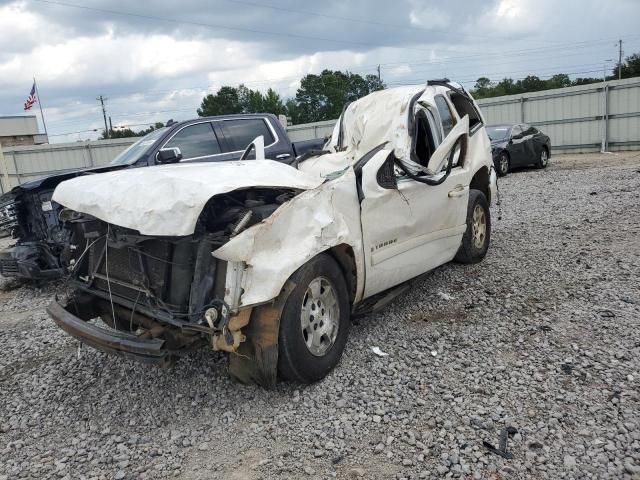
32;0;640;62
30;0;441;54
221;0;564;45
99;39;631;105
49;128;100;137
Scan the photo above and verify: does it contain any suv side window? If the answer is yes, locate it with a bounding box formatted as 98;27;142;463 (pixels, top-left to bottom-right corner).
412;109;438;169
217;119;276;152
448;92;483;132
164;123;221;160
434;95;455;138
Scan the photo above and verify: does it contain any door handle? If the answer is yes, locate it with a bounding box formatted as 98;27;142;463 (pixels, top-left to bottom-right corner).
275;153;291;159
448;185;466;198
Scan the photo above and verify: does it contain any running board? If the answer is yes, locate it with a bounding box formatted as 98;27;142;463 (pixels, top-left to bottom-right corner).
352;283;411;318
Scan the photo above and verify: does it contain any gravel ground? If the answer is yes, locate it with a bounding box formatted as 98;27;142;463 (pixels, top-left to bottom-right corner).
1;151;639;480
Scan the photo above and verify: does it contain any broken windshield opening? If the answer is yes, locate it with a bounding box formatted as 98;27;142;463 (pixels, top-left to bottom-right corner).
110;127;168;166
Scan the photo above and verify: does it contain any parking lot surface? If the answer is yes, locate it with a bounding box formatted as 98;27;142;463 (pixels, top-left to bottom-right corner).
1;151;639;479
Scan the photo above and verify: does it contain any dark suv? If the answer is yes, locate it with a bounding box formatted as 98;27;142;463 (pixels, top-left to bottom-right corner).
0;113;325;281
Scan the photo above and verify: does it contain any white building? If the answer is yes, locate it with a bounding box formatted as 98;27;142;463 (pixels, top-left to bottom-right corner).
0;115;48;147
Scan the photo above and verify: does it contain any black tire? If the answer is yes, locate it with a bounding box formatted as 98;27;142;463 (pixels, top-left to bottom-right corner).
454;189;491;264
496;152;510;177
277;254;350;383
536;147;549;169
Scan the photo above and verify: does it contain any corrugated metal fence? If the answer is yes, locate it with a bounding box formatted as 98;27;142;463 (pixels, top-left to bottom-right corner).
0;138;136;193
476;77;640;153
1;77;639;193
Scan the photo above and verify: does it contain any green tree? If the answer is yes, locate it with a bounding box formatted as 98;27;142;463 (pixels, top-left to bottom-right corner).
615;53;640;79
472;77;493;98
293;70;385;123
517;75;546;92
199;85;288;117
572;77;601;86
197;86;242;116
262;88;287;116
101;122;166;139
547;74;572;89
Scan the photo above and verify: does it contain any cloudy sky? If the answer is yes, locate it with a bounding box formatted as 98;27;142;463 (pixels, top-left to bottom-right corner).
1;0;639;142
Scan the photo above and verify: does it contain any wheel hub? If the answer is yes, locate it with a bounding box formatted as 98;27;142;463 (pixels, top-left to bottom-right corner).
472;205;487;249
500;155;508;173
300;277;340;357
541;150;548;166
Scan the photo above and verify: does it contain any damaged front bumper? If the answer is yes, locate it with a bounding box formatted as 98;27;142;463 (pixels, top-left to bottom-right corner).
47;299;173;365
0;243;63;280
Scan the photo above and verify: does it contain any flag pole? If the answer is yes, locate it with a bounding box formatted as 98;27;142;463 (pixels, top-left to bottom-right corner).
33;77;49;141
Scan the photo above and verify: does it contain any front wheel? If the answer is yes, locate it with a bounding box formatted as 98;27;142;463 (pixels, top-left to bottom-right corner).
277;254;350;383
496;152;510;177
454;189;491;264
536;148;549;169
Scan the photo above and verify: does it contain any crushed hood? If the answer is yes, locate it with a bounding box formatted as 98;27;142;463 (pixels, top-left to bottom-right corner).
52;160;324;236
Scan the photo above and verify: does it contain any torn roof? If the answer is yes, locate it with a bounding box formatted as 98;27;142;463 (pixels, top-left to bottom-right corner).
301;83;465;178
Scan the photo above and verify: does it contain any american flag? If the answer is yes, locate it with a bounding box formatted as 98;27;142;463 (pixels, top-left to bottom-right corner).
24;82;37;111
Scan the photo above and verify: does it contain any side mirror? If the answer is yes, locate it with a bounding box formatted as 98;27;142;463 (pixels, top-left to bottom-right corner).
156;147;182;164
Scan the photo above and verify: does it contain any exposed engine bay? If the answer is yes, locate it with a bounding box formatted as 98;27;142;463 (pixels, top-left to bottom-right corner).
59;187;298;362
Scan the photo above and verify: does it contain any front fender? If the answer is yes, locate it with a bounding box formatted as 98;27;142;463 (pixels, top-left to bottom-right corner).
213;168;364;309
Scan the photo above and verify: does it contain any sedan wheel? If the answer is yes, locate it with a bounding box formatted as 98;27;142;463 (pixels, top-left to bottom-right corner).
537;148;549;169
497;152;510;176
277;254;350;383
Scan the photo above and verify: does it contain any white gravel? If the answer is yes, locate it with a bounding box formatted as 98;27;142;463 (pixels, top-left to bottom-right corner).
1;152;639;480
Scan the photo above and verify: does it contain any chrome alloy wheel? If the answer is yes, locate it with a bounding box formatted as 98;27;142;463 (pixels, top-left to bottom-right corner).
300;276;340;357
472;204;487;250
540;149;548;167
499;154;509;174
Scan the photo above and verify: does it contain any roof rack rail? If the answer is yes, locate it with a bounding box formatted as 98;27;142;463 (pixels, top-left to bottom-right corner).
427;78;450;85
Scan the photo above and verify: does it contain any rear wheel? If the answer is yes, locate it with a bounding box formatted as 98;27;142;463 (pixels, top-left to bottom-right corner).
496;152;510;177
454;189;491;264
277;254;350;383
537;147;549;169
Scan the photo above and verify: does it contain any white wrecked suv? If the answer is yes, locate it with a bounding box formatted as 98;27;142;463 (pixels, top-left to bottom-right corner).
48;80;497;386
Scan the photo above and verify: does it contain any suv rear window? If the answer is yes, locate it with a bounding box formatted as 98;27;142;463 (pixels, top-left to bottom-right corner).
217;119;276;152
449;92;483;132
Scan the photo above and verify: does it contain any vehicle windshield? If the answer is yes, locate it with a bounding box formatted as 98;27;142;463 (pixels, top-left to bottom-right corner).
109;127;168;166
486;126;511;142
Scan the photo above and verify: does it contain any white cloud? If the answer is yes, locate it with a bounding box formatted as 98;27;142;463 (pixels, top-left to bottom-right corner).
0;31;261;89
408;1;451;29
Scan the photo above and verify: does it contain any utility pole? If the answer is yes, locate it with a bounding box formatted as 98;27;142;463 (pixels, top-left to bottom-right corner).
618;39;623;80
97;95;109;139
377;64;381;83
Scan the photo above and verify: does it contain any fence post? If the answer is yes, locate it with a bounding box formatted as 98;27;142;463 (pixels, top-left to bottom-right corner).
11;151;21;186
0;145;9;194
520;97;525;123
604;84;610;151
86;143;95;167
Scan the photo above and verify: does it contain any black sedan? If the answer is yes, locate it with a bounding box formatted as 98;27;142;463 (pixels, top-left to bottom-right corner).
487;124;551;176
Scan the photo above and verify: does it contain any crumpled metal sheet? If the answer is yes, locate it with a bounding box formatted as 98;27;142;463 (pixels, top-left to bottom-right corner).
51;160;324;236
213;168;364;308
